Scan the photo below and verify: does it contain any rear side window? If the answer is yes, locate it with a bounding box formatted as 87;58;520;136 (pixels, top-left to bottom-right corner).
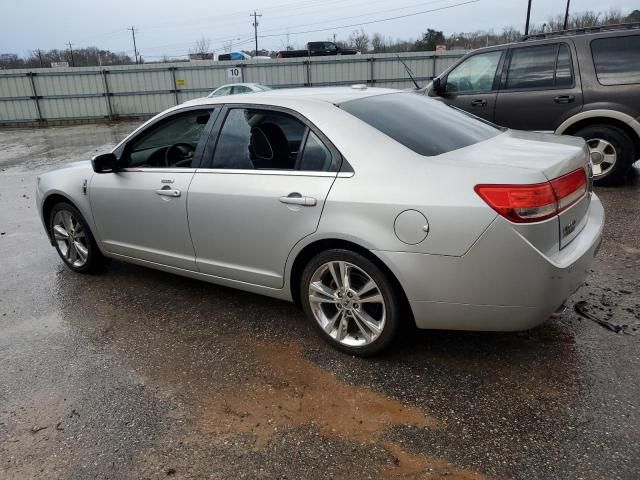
340;93;500;156
505;43;573;90
591;36;640;86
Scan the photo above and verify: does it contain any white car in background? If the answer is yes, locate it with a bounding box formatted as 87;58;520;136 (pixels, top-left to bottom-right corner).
208;83;271;97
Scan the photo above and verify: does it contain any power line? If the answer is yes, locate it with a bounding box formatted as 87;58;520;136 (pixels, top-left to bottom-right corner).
258;0;454;35
258;0;480;38
250;11;262;54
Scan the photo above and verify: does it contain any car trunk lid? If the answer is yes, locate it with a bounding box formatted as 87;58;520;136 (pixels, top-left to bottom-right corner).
467;130;592;252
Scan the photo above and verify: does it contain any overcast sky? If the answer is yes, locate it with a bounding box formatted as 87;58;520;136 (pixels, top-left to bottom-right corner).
1;0;637;58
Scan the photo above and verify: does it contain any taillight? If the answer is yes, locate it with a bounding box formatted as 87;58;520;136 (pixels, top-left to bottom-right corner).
475;168;587;223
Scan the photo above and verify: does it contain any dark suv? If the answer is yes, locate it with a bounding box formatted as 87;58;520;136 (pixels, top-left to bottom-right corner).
427;23;640;185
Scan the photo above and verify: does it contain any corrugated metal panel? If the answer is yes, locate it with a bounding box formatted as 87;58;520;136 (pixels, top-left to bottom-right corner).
39;97;106;119
0;99;38;121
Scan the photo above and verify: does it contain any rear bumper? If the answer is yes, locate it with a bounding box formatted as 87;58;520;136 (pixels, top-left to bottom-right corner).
374;194;605;331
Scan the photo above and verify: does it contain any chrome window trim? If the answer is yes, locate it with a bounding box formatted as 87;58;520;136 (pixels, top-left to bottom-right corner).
193;168;353;178
119;167;199;173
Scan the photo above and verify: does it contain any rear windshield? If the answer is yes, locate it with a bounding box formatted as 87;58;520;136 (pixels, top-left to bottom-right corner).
339;92;500;156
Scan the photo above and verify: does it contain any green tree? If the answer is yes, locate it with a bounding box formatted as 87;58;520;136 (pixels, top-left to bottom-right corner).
414;29;445;51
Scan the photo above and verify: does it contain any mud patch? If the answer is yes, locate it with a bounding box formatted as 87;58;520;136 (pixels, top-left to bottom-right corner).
384;443;486;479
199;341;438;446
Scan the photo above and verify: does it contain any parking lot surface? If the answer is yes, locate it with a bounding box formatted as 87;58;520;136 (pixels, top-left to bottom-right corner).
1;122;639;479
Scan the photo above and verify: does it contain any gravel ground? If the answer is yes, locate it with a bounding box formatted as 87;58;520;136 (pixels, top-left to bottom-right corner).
0;122;639;480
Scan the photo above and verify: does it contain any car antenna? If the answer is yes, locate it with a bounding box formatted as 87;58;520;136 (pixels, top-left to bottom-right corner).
396;54;420;90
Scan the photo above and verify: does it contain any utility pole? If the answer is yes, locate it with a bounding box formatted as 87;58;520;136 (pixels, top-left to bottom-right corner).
563;0;571;30
524;0;532;36
333;33;336;43
37;49;43;68
250;11;262;55
128;26;139;64
66;42;75;67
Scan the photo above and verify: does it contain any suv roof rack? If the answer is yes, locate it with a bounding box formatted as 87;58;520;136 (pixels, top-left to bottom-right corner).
520;22;640;41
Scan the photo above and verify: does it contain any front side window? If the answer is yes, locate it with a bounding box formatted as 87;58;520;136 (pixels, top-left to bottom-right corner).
446;51;502;94
505;43;573;90
591;36;640;86
122;110;211;168
340;92;500;156
212;109;306;170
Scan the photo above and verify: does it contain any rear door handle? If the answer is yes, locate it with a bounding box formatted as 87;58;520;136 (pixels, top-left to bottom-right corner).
554;95;575;104
155;188;181;197
470;99;487;107
279;193;317;206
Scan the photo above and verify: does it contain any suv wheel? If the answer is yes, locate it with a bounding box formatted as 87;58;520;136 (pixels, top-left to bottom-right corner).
574;124;636;186
300;249;401;356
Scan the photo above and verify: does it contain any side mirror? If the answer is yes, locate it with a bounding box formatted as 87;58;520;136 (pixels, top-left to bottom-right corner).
91;153;118;173
433;77;445;95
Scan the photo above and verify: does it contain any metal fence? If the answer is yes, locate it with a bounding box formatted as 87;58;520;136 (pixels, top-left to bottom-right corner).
0;50;466;126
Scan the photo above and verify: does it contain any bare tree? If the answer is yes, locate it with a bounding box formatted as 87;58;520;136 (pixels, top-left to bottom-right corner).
190;36;211;55
349;29;370;53
371;33;387;53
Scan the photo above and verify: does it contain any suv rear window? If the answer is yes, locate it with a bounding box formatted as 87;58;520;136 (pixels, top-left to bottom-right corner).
505;44;573;90
340;93;500;156
591;36;640;86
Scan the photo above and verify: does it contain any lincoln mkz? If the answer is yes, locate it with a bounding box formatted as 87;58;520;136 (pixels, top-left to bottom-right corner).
36;87;604;355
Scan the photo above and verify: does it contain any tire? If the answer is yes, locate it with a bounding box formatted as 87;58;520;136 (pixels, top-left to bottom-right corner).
48;202;105;273
300;249;401;356
573;124;636;186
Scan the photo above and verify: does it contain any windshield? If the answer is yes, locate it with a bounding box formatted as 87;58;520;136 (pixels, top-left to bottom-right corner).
339;92;501;156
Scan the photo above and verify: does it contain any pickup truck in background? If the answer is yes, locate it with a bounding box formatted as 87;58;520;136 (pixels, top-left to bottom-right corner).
276;42;358;58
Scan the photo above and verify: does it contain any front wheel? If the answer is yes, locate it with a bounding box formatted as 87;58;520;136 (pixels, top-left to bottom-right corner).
49;202;104;273
300;249;401;356
574;124;636;186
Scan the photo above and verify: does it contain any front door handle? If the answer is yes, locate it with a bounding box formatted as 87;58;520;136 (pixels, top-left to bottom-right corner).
155;188;181;197
554;95;575;104
279;193;317;206
470;99;487;107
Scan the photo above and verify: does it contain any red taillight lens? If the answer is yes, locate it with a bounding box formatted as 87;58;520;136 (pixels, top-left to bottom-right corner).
475;168;587;223
550;168;587;212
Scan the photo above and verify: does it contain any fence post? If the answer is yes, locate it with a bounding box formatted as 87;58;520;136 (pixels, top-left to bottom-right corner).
369;57;375;86
27;72;43;123
304;60;312;87
101;69;113;120
432;52;437;79
169;66;179;105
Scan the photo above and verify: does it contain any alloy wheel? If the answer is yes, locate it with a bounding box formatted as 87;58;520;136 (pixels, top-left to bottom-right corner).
587;138;617;178
308;261;386;347
52;210;89;268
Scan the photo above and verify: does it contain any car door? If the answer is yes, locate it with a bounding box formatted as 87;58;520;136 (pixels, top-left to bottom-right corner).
90;107;218;270
437;49;505;122
494;42;583;131
187;105;340;288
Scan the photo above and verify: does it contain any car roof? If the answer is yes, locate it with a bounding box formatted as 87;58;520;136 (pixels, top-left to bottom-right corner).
187;86;401;108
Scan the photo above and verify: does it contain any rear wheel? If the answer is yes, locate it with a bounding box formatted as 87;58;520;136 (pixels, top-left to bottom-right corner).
573;124;636;186
300;249;400;356
49;202;104;273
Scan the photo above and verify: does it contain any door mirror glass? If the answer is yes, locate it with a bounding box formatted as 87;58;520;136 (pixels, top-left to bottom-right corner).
445;51;502;94
91;153;118;173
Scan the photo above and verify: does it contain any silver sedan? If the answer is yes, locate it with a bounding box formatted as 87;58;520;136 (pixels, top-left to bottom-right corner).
36;87;604;355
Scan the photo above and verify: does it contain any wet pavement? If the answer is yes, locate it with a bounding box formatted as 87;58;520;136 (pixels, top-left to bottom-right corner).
0;123;639;480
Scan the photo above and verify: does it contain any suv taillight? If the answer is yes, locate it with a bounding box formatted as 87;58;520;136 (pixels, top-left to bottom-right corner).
475;168;587;223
